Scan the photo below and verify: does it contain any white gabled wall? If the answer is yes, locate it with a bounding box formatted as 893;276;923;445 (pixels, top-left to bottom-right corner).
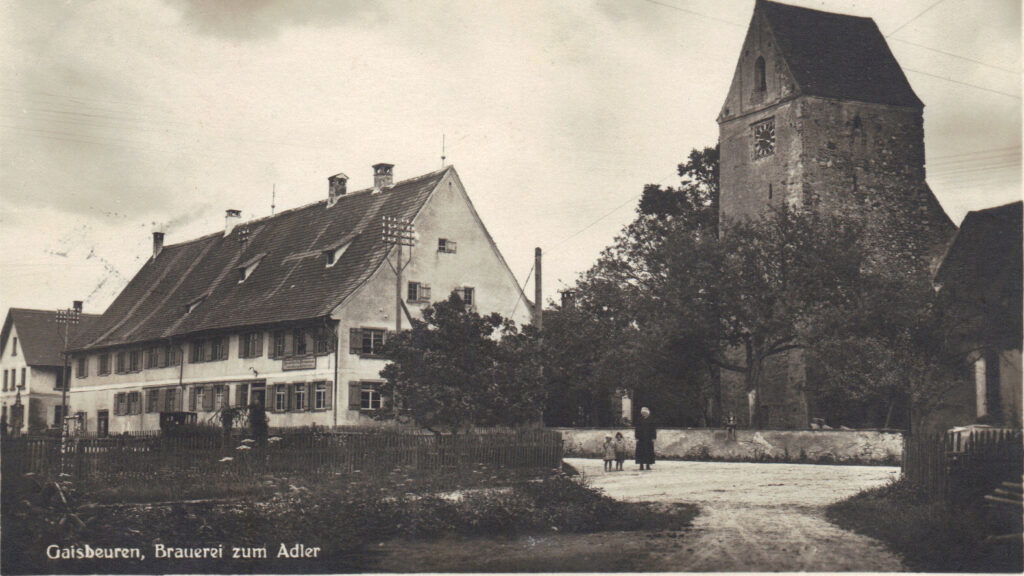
333;169;532;422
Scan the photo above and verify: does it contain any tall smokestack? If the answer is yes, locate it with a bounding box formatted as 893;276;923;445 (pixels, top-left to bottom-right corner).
152;231;165;258
534;247;543;330
225;209;241;236
373;163;394;189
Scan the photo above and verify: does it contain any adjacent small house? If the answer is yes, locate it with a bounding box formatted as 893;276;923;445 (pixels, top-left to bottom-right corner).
0;305;100;434
67;164;532;435
933;201;1023;431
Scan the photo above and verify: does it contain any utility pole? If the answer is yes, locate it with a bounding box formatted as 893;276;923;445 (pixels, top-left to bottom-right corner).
534;247;543;331
382;216;416;332
55;302;81;475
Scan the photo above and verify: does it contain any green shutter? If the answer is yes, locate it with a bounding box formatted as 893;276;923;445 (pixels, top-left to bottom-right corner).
349;328;361;354
286;383;294;412
348;381;362;410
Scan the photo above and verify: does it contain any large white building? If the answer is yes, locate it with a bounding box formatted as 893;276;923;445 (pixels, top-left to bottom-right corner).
67;164;532;435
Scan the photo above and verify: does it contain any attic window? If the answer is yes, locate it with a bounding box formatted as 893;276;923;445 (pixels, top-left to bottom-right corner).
754;56;766;92
185;295;207;314
238;253;267;283
325;241;352;268
438;238;457;254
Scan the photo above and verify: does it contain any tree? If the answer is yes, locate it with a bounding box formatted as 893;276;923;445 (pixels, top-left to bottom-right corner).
377;294;545;433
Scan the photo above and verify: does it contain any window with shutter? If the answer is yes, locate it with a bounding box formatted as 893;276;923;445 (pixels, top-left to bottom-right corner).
294;383;307;411
314;381;330;410
271;331;287;358
273;384;287;412
189;387;198;411
348;381;362;410
349;328;362;354
236;383;249;407
146;389;159;413
203;387;215;411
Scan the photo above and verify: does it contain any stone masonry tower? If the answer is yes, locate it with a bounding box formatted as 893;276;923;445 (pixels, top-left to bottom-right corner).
717;0;956;428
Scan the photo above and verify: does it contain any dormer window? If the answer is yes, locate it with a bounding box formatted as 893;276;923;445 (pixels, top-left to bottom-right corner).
754;56;766;92
325;241;352;267
238;253;267;283
185;295;206;314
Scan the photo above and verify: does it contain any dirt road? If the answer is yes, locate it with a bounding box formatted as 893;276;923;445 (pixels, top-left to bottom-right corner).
372;459;905;572
570;458;905;571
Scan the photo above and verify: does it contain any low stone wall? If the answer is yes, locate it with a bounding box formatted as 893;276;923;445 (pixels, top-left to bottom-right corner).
557;428;903;465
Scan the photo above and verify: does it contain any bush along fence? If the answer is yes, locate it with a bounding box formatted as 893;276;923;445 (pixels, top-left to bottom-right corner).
1;428;564;499
903;428;1023;501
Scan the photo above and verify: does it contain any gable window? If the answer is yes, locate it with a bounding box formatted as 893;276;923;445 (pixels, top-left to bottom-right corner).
455;287;475;307
129;350;142;372
115;352;127;374
408;281;431;303
754;56;766;92
438;238;457;254
99;354;110;376
293;328;307;356
145;347;159;369
2;370;6;391
349;328;386;356
11;337;17;356
77;356;88;378
241;331;263;358
20;368;25;388
272;331;287;358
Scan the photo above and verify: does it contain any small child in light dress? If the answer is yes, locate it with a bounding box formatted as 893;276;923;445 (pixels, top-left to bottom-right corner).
603;435;615;471
614;432;628;471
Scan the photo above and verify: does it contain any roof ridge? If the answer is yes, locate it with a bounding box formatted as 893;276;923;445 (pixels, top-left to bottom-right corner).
762;0;872;21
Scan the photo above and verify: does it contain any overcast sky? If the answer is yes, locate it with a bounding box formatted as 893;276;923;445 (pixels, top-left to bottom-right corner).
0;0;1020;318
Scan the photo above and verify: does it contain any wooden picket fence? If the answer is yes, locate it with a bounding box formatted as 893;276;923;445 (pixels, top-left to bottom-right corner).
903;428;1023;500
1;427;564;494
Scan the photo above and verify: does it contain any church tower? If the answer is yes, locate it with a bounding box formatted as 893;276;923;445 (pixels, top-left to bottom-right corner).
717;0;955;428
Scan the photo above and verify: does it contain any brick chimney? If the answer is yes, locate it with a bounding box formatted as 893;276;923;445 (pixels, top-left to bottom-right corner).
73;301;83;313
328;173;348;205
373;163;394;189
152;231;165;258
225;209;241;236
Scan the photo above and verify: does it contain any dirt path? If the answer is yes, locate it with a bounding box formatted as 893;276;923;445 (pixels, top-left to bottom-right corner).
370;459;906;572
571;458;906;572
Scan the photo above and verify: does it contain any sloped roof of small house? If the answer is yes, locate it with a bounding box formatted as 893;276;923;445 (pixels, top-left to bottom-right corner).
1;308;101;366
71;167;452;351
934;201;1023;293
761;0;923;108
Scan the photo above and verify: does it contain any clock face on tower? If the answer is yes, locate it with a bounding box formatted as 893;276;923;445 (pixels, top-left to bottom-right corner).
752;118;776;159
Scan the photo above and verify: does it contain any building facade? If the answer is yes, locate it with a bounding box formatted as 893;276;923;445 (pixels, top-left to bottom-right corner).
67;165;532;435
1;306;100;434
716;1;956;428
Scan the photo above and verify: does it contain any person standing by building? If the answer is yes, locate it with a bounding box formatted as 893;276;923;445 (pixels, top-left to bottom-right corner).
635;407;656;471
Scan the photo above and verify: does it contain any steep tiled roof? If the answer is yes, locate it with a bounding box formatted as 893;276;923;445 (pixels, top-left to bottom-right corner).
762;1;923;108
1;309;101;366
71;168;451;351
935;201;1023;292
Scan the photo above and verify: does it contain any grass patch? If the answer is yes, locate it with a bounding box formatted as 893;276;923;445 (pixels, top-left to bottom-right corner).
2;468;696;574
826;478;1022;573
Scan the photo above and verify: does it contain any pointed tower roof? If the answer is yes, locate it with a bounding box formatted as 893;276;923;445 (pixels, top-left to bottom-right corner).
759;0;922;108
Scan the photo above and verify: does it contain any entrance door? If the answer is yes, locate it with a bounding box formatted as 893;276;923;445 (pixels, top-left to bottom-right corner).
97;410;109;438
250;386;266;408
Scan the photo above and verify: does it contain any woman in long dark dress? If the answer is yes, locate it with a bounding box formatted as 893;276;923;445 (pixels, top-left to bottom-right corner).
634;406;656;470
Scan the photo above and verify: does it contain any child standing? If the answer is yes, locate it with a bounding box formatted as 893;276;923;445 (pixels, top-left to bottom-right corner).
614;432;628;471
603;435;615;472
